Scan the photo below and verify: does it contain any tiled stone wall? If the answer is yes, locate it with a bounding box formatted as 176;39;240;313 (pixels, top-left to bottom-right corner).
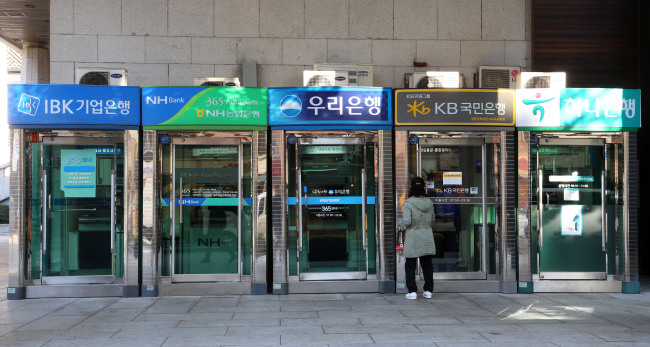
50;0;531;87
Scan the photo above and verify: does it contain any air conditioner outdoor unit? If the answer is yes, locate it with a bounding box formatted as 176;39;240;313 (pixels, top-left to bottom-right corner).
76;68;127;86
303;70;338;87
194;77;240;86
517;72;566;89
313;63;373;86
478;66;520;88
409;71;460;88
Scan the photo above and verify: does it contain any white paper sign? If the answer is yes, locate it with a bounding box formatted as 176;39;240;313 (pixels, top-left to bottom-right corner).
561;205;583;236
563;188;580;201
443;172;462;185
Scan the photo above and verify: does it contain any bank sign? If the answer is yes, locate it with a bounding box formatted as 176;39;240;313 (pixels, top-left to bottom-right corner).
268;87;392;127
394;89;516;126
7;84;140;129
516;88;641;130
142;87;268;129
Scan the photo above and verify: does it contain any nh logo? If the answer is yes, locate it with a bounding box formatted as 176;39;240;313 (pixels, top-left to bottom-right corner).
146;96;168;104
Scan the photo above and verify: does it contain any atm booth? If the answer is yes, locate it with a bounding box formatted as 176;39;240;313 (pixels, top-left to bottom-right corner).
516;88;641;293
393;89;518;293
7;84;141;299
141;87;268;296
268;87;395;294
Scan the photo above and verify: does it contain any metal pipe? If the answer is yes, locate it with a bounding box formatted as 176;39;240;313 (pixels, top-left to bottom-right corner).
179;177;183;224
111;170;116;253
539;169;543;251
482;143;487;272
601;170;606;251
361;168;367;250
42;170;48;254
298;168;303;252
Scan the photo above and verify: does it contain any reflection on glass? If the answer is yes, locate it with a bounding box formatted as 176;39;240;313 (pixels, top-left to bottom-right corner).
35;144;123;278
417;145;493;273
288;143;375;276
534;145;605;273
173;145;241;275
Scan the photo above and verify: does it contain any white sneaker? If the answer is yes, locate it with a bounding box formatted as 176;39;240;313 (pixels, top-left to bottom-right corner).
405;292;417;300
423;291;432;298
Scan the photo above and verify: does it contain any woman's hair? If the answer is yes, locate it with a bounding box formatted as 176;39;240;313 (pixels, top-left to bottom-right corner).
408;177;427;197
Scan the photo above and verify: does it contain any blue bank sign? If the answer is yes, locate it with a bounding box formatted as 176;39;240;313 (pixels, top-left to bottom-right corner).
268;87;392;127
516;88;641;130
7;84;141;129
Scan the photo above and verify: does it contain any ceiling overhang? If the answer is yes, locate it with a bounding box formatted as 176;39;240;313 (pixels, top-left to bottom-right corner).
0;0;49;50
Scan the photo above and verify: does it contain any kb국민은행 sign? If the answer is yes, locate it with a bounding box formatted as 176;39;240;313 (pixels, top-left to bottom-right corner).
394;89;516;126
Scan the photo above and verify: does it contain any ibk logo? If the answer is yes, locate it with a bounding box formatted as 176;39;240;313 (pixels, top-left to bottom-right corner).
17;93;40;116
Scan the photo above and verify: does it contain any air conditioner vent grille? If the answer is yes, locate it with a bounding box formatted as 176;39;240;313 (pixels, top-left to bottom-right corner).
416;76;444;89
79;72;110;85
201;81;225;86
481;69;510;89
524;76;551;88
305;74;334;86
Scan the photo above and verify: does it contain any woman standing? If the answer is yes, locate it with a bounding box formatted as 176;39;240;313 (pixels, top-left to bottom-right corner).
398;177;436;299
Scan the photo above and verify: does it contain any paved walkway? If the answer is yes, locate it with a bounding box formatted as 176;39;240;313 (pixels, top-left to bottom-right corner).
1;235;650;346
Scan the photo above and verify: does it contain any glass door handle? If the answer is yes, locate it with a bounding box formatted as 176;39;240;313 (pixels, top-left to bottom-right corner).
361;168;367;250
538;169;543;251
42;170;48;254
297;169;303;252
110;170;116;253
179;177;183;224
601;170;606;251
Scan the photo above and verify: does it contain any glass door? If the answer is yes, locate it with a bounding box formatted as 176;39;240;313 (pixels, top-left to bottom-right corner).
288;136;376;281
534;138;606;279
40;138;123;285
170;139;242;282
416;138;493;279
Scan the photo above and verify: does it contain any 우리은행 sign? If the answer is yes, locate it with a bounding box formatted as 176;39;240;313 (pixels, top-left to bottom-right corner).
268;87;391;127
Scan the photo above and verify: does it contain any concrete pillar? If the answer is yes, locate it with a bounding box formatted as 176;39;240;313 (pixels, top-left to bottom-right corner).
20;42;49;84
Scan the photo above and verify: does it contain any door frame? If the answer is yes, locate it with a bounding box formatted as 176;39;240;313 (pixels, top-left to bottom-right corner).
169;136;244;283
535;137;607;280
39;135;122;285
416;137;489;281
289;132;378;282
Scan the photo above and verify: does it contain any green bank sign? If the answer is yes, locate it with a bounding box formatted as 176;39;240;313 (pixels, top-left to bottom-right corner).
142;87;268;129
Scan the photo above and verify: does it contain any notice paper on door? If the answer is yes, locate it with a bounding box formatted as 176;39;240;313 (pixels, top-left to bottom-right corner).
443;172;462;185
563;188;580;201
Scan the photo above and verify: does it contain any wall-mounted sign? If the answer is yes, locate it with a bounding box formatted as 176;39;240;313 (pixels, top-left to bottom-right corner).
394;89;516;126
561;205;583;236
142;87;268;129
268;87;391;127
61;149;96;198
517;88;641;130
8;84;140;129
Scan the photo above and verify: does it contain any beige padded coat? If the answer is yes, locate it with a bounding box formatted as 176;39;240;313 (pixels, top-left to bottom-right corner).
397;196;436;258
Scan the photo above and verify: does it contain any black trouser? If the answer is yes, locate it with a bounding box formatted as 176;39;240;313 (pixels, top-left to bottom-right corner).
405;255;434;293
